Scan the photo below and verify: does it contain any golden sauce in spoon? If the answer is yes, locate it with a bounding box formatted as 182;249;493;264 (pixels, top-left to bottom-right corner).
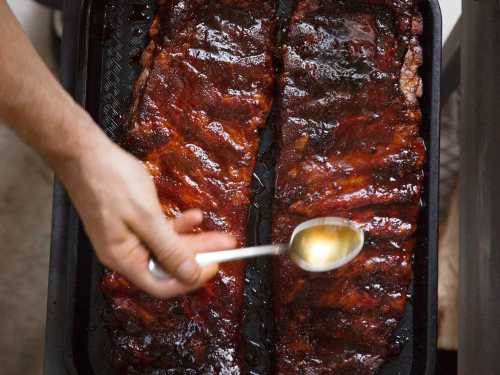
289;224;364;271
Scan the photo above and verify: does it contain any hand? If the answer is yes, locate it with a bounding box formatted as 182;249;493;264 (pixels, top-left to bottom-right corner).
54;126;236;299
0;0;238;299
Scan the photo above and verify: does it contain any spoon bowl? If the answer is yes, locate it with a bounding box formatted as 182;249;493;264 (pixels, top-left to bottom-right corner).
287;217;364;272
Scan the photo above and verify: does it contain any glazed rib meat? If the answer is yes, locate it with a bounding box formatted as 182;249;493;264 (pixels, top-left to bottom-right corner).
272;1;424;374
102;1;275;373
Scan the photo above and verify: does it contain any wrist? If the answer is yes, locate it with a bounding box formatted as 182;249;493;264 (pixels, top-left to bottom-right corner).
43;104;113;180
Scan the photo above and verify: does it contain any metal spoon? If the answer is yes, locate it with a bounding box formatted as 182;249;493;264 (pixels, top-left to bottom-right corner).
148;217;364;280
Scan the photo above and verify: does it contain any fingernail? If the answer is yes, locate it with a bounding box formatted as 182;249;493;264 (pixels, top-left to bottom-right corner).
177;258;200;284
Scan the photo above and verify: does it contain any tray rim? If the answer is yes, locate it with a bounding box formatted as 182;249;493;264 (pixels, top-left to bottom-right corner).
44;0;441;374
44;0;92;374
420;2;442;375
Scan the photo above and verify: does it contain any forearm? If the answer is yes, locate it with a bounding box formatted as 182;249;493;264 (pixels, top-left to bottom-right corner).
0;0;109;172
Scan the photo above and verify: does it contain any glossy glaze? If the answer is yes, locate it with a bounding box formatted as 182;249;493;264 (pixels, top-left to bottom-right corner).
102;1;275;373
272;1;424;373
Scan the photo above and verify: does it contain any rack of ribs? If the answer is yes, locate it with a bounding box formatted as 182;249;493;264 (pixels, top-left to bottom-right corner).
101;1;275;373
272;0;424;373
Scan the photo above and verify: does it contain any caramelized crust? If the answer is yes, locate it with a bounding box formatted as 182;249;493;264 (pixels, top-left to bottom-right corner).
272;1;424;374
102;1;275;373
101;0;424;372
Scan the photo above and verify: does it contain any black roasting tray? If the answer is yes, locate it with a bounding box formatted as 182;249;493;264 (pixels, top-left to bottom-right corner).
44;0;441;374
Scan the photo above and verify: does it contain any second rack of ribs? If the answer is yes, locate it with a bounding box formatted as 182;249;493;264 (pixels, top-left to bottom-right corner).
272;1;424;374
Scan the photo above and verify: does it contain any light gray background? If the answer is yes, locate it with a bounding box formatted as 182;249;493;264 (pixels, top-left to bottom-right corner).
0;1;54;374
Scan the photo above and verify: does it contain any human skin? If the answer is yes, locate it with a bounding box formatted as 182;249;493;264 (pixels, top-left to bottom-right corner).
0;0;236;299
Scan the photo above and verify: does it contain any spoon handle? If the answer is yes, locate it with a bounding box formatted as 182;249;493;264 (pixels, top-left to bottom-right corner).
149;244;288;280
